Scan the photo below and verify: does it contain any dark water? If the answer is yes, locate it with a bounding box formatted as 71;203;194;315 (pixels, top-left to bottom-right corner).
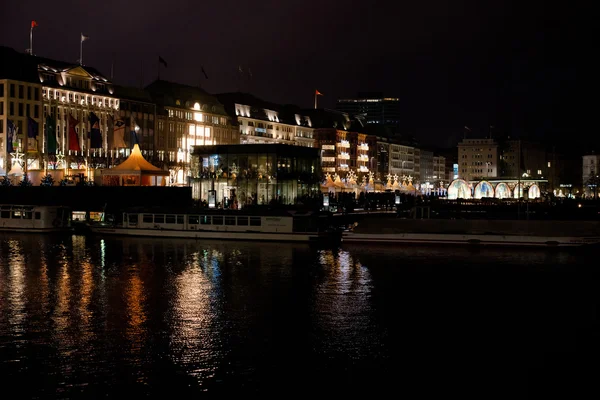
0;233;597;398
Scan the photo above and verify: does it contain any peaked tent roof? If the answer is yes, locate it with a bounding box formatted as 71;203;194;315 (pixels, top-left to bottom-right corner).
106;144;168;175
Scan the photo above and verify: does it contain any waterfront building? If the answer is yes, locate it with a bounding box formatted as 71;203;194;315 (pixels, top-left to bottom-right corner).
499;139;546;179
309;109;377;182
216;92;315;148
144;80;239;185
457;138;499;181
113;85;156;157
433;155;446;186
582;153;600;198
336;92;401;127
375;137;389;181
189;144;321;207
388;142;416;181
1;46;118;183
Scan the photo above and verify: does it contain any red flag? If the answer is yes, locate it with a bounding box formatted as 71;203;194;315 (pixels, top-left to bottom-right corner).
315;90;323;96
68;114;81;152
31;20;38;29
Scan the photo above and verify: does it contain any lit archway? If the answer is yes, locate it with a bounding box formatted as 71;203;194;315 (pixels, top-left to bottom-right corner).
513;183;524;199
474;181;495;199
495;182;511;199
528;184;540;199
448;179;471;200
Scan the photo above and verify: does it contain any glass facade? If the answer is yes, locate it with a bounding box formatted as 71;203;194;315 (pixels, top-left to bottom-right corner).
190;144;321;208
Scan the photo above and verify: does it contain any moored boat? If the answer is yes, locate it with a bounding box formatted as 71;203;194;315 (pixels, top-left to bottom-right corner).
342;218;600;248
88;209;339;243
0;205;72;233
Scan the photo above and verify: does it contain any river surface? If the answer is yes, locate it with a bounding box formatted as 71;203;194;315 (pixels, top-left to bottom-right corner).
0;233;597;398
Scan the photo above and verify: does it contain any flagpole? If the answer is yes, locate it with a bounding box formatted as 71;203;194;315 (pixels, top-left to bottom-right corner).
314;91;317;109
157;57;160;80
30;27;33;55
80;33;83;65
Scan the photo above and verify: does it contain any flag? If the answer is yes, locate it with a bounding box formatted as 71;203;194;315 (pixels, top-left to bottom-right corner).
130;114;139;148
201;66;209;79
159;56;168;67
27;117;39;138
46;115;57;155
7;120;16;153
89;112;102;149
81;33;89;42
315;90;323;96
238;65;243;73
109;114;127;149
464;126;471;131
31;20;38;29
68;114;81;152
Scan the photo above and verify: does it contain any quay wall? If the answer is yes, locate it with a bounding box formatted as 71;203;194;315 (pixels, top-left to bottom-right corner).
352;217;600;237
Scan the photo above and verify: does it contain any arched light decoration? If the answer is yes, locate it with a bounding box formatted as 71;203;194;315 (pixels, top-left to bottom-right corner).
474;180;495;199
193;102;201;111
447;179;471;200
528;184;541;199
495;182;511;199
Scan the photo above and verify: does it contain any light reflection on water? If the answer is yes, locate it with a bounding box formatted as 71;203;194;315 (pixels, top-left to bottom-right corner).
0;233;595;397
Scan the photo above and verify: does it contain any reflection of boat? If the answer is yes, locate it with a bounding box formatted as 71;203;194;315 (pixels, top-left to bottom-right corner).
88;209;339;242
0;205;72;232
342;218;600;248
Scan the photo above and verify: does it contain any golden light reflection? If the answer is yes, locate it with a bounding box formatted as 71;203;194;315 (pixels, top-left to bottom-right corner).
169;254;220;381
125;269;146;351
7;240;26;335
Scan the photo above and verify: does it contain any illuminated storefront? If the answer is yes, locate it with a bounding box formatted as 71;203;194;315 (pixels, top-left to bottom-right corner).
190;144;321;207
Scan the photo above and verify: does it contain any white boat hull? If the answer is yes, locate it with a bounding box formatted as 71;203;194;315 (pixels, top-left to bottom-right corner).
342;232;600;247
0;227;72;233
89;226;325;242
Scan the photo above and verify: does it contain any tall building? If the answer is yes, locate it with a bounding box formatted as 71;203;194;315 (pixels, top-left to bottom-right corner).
1;46;119;182
336;92;401;127
215;92;314;148
457;138;499;181
433;156;446;185
582;153;600;197
309;109;376;179
498;139;547;179
388;142;416;181
113;85;156;157
420;149;434;182
144;80;239;184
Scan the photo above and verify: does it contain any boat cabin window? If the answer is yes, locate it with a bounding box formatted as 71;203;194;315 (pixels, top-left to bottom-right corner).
188;215;199;224
154;215;165;224
143;214;153;223
24;212;33;220
225;216;236;226
128;214;138;224
212;216;223;225
250;217;261;227
200;216;211;225
1;210;10;218
177;216;184;224
237;216;248;226
166;215;176;224
12;210;23;219
35;212;41;220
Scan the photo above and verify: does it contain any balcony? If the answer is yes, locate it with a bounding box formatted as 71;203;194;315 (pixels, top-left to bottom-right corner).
337;140;350;148
358;154;369;162
359;166;369;172
338;152;350;160
359;143;369;151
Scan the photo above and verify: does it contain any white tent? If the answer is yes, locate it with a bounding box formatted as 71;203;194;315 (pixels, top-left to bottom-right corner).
101;144;169;186
8;163;24;177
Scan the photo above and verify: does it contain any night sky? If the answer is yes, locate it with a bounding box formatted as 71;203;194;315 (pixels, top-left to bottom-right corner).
1;1;586;149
